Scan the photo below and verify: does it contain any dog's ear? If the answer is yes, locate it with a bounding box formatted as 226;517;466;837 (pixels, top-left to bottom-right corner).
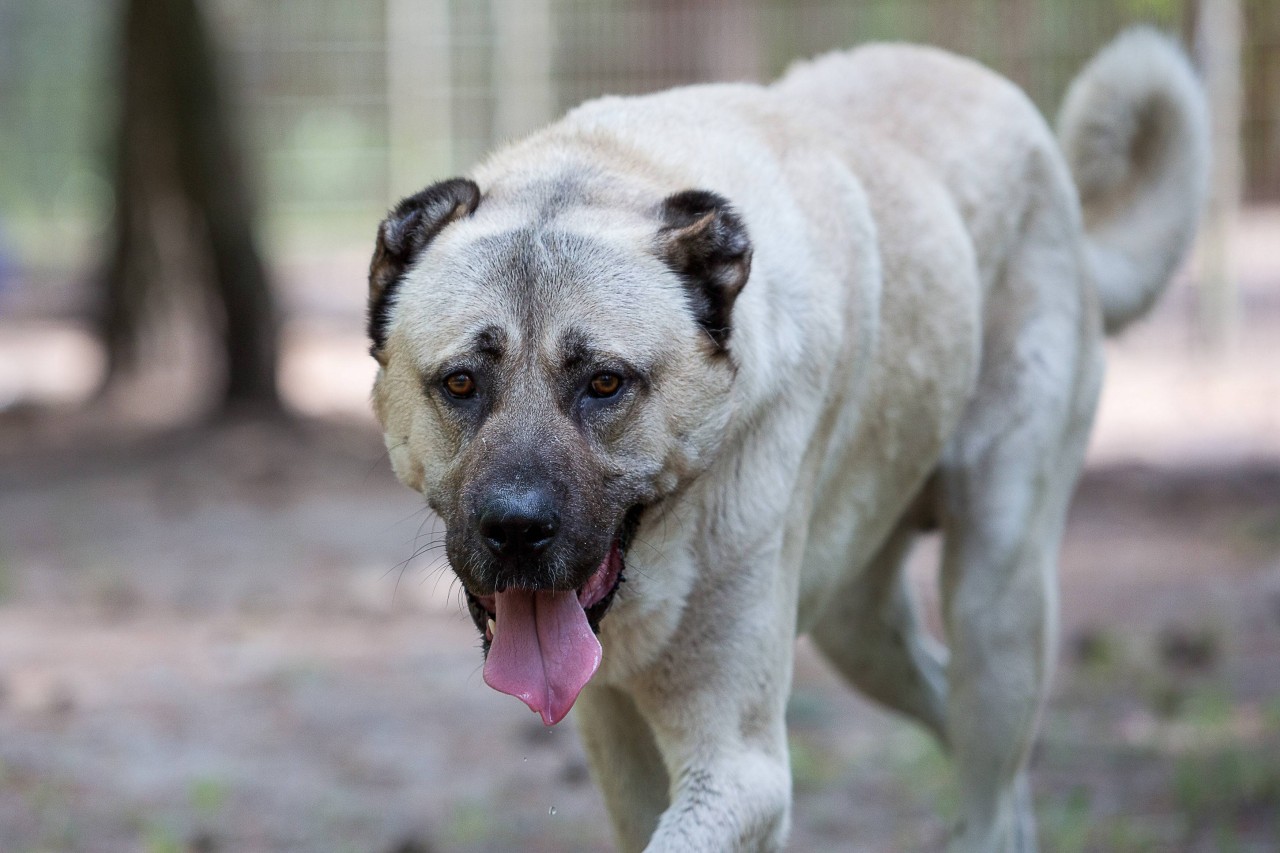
368;178;482;360
657;189;752;351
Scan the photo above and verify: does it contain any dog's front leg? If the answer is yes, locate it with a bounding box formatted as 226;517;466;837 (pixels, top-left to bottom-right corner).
630;588;797;852
645;745;792;853
576;684;671;853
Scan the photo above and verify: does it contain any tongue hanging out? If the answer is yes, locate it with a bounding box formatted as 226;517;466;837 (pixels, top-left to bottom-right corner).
482;544;622;725
483;589;600;726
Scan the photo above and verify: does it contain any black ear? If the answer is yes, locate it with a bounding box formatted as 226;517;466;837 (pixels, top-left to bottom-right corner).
368;178;481;359
657;189;752;352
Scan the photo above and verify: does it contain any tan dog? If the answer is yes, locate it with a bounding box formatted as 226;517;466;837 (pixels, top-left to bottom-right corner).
368;29;1207;851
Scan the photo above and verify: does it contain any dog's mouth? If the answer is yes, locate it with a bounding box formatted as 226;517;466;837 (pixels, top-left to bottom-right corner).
467;541;626;640
462;505;642;726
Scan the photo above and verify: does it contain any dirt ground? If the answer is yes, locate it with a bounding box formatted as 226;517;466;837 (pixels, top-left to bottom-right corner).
0;215;1277;852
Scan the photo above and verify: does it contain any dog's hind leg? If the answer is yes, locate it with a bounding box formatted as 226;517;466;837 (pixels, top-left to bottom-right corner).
576;683;670;853
937;207;1103;853
810;517;949;744
937;434;1090;853
938;485;1058;853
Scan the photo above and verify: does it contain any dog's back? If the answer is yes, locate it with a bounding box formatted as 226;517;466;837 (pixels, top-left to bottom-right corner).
778;31;1210;334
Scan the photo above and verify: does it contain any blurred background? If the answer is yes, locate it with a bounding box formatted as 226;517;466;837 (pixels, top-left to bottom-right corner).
0;0;1277;850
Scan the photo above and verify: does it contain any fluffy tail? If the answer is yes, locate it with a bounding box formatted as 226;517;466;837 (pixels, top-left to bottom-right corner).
1057;28;1211;334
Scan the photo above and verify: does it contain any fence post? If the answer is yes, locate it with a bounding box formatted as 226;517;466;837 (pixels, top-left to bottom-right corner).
387;0;454;199
1196;0;1243;350
491;0;556;143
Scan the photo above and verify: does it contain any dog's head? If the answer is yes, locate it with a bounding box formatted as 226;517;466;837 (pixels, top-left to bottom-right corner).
367;174;750;723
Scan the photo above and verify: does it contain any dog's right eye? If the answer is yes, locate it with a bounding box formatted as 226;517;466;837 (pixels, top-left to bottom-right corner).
443;372;477;398
588;372;622;398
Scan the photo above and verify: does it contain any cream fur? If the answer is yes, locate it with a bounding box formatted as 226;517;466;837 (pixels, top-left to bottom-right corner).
1057;28;1210;332
371;29;1208;853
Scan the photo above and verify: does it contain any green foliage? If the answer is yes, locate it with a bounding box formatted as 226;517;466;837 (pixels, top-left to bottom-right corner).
1036;785;1093;853
884;727;955;819
1072;626;1121;672
789;734;840;791
785;688;832;729
443;800;492;844
1119;0;1183;25
141;821;184;853
1174;741;1280;827
0;553;13;604
188;777;231;818
1229;507;1280;554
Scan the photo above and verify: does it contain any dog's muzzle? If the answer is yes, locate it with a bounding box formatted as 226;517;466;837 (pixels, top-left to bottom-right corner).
463;504;643;726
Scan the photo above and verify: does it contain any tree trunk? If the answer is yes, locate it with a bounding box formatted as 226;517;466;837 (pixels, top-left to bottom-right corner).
98;0;280;415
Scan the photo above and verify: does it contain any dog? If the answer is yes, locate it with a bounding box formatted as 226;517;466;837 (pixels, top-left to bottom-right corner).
366;29;1208;852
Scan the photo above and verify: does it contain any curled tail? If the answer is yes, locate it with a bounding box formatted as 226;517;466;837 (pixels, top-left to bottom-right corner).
1057;28;1211;334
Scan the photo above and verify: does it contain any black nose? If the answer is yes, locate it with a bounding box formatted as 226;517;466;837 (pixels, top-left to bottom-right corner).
478;487;560;559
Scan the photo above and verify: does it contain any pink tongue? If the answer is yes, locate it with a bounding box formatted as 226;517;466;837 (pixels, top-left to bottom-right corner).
482;588;602;725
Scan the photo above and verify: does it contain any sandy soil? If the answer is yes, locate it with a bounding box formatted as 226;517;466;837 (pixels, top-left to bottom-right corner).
0;213;1277;852
1;415;1276;853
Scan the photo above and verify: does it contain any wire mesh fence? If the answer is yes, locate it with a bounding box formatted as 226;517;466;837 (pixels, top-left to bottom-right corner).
1;0;1277;309
0;9;1276;845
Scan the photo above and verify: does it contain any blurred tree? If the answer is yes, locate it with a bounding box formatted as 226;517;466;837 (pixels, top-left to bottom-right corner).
98;0;280;415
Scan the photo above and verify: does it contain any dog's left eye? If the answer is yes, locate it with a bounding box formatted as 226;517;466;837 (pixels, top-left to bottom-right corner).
588;373;623;398
443;371;477;398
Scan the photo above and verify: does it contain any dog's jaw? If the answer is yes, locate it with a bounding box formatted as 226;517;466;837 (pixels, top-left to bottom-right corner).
461;504;644;725
468;540;626;638
477;543;623;725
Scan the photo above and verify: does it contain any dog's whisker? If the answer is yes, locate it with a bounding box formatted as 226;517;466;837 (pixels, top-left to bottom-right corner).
362;440;406;482
382;540;447;582
376;503;431;537
631;532;666;561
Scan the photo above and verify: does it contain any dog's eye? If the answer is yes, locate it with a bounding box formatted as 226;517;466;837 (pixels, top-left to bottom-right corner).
588;373;622;398
443;372;477;398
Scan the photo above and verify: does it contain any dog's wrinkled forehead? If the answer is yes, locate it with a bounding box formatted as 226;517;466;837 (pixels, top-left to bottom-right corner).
390;217;690;372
